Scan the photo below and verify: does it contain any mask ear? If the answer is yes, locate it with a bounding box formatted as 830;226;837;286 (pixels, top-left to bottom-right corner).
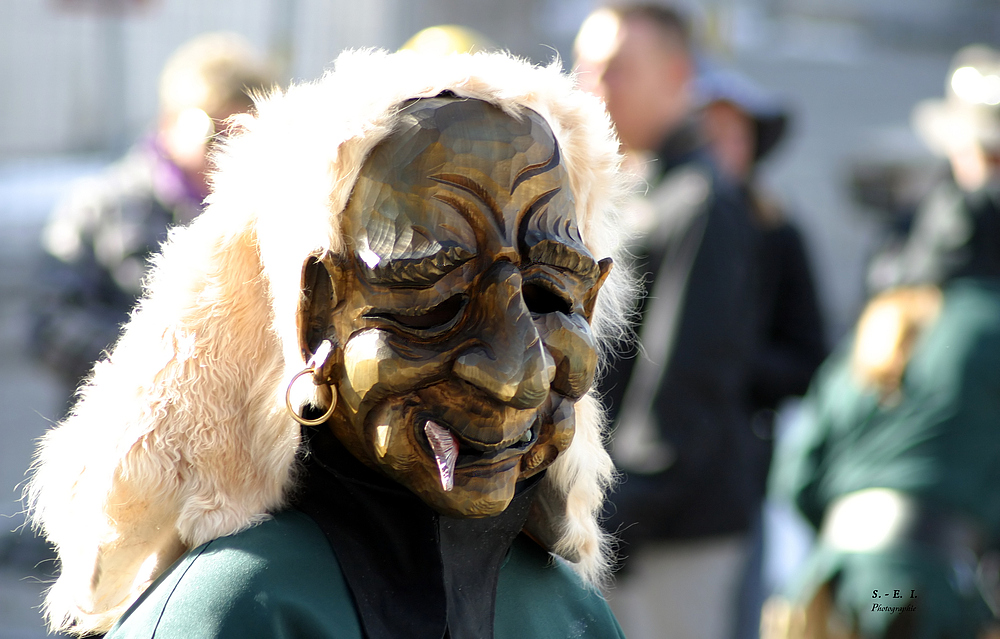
297;252;343;383
583;257;613;320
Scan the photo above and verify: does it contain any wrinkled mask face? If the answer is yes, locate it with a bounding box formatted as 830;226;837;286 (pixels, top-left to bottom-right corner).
301;97;610;517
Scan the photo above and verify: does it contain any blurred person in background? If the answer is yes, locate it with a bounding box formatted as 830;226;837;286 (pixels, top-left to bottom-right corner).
699;65;827;505
764;44;1000;639
30;31;275;404
398;23;496;54
574;5;759;639
698;67;828;639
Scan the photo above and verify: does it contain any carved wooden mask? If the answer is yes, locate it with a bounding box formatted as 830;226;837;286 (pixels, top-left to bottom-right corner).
299;96;611;517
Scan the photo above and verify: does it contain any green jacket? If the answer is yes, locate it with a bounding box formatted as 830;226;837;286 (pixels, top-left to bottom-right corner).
770;278;1000;638
107;509;625;639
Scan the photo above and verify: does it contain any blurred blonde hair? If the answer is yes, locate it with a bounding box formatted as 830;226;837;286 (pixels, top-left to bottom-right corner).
158;31;275;119
851;286;942;399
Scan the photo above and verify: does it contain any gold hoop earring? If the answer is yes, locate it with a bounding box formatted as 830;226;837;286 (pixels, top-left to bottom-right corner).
285;340;337;427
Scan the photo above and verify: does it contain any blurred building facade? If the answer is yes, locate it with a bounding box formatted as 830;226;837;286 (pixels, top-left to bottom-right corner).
1;0;991;160
0;0;558;159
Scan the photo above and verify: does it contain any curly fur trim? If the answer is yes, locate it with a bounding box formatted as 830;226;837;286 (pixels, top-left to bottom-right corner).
28;49;629;635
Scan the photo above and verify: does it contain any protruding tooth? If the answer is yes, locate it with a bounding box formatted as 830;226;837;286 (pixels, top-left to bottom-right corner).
519;428;533;443
375;424;390;457
424;420;458;492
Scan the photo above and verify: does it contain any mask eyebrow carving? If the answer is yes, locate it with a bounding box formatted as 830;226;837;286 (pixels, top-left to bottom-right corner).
527;239;601;285
517;183;600;284
511;143;560;194
430;173;504;231
360;242;475;287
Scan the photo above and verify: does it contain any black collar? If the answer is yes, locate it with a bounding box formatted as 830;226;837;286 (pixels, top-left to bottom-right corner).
293;426;541;639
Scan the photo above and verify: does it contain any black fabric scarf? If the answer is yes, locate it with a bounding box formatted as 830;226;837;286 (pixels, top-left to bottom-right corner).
293;425;541;639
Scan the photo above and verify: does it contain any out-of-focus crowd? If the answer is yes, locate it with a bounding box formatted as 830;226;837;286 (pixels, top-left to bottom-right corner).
12;4;1000;638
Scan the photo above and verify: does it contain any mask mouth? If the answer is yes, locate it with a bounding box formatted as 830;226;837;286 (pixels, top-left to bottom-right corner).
420;416;539;491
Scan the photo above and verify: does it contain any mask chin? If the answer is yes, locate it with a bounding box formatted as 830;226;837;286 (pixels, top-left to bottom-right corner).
344;396;531;518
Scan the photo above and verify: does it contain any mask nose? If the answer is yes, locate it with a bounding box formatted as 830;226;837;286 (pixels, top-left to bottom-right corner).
453;263;555;408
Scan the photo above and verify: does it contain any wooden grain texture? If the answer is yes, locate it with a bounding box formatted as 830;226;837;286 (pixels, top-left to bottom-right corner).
298;97;610;518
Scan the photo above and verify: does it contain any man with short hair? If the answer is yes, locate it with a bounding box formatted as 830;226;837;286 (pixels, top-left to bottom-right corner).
575;5;759;639
576;4;693;156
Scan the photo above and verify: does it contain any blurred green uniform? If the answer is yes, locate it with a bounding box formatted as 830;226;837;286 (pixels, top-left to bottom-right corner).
771;276;1000;638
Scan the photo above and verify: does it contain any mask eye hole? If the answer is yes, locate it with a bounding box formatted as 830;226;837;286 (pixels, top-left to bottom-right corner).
371;295;466;331
522;281;571;315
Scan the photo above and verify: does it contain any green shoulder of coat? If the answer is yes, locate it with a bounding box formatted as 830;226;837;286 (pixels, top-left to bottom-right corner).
106;509;624;639
496;535;625;639
107;509;362;639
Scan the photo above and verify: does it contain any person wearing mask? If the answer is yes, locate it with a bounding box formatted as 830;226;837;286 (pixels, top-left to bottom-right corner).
574;6;758;639
28;49;630;639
